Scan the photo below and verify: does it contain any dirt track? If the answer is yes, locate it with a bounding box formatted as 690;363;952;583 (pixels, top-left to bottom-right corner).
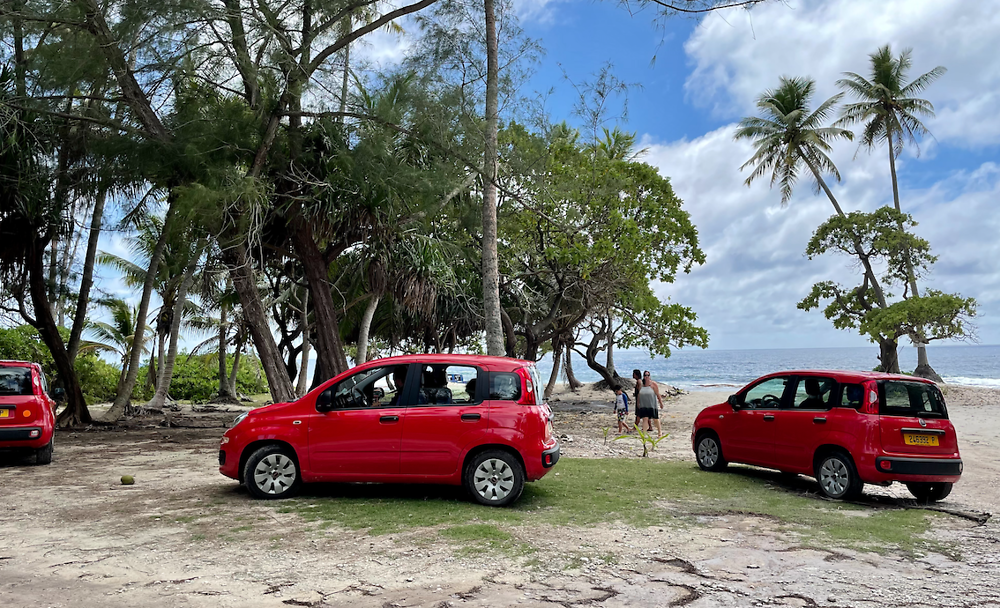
1;388;999;607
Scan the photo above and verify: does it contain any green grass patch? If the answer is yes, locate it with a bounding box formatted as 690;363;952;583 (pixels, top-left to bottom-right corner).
279;458;949;557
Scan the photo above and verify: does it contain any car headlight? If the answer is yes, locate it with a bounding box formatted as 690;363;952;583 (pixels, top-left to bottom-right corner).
232;412;248;427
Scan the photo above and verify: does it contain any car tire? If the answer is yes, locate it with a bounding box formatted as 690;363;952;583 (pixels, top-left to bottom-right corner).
244;445;301;500
464;450;524;507
906;482;953;503
34;439;53;465
815;451;863;500
695;433;728;472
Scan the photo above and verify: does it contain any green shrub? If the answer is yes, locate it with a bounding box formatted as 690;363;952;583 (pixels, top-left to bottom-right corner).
163;353;269;402
74;354;121;404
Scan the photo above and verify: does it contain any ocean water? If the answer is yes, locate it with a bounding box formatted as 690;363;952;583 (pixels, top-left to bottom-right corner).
533;344;1000;391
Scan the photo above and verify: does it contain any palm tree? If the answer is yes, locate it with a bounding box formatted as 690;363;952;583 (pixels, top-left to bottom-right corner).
83;297;151;398
735;77;885;301
836;44;947;381
736;77;900;371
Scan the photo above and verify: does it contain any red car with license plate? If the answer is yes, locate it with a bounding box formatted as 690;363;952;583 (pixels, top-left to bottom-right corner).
219;354;559;506
691;370;962;502
0;361;58;464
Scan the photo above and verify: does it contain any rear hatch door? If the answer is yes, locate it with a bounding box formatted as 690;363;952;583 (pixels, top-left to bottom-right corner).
878;380;958;456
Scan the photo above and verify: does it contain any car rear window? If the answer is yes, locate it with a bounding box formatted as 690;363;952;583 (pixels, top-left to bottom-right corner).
879;381;948;419
0;367;33;396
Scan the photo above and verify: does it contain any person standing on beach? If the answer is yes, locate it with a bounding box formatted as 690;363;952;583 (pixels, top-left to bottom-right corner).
632;369;643;430
637;371;665;436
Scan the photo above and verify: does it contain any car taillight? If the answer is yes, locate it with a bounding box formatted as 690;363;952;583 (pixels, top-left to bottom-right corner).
544;419;553;441
517;369;537;405
864;380;878;412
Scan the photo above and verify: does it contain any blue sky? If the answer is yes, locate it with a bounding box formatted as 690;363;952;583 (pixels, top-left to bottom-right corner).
507;0;1000;352
92;0;1000;361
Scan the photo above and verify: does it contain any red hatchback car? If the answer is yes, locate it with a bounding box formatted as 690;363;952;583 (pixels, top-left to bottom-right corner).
692;370;962;502
0;361;57;465
219;354;559;506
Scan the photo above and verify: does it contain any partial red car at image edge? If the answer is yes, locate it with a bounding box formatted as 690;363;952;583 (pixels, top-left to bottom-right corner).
0;360;58;465
220;354;559;506
692;370;962;502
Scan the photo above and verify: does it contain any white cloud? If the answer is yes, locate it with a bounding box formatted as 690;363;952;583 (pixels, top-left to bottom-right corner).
684;0;1000;148
642;124;1000;349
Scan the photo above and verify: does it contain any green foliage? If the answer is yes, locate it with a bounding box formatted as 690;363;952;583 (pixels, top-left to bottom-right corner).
798;208;976;344
73;354;121;404
0;325;143;403
164;353;268;402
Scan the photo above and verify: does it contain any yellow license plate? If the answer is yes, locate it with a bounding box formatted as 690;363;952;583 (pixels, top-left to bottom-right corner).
0;409;9;418
904;433;939;446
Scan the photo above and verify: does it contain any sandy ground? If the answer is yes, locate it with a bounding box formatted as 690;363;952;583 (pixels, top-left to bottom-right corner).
1;385;999;607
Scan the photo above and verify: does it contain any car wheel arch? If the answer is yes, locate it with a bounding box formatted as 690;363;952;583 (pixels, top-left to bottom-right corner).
239;439;301;481
462;443;525;478
813;444;855;469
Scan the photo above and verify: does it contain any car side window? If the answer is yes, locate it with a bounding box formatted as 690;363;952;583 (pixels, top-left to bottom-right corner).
415;364;481;406
490;372;521;401
839;383;865;409
319;365;408;410
789;377;837;410
742;377;788;409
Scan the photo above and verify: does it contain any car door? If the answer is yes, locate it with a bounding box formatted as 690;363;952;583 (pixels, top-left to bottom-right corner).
727;376;791;467
399;363;488;477
772;375;838;471
307;363;414;480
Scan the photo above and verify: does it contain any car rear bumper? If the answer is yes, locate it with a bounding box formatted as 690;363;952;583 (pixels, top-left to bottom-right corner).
0;426;51;448
864;456;962;484
524;440;559;481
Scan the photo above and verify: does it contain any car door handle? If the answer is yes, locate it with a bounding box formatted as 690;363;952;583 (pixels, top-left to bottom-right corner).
813;417;827;424
379;415;399;423
763;415;775;421
461;413;481;422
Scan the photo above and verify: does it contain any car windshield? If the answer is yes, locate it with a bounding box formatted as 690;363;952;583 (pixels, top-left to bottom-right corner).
0;367;33;396
880;380;948;419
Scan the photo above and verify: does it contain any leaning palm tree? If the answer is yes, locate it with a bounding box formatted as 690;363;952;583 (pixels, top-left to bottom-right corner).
735;77;887;302
735;76;903;370
836;44;947;381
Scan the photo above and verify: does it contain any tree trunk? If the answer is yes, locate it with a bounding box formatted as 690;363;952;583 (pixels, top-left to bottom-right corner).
26;244;90;426
103;203;175;422
67;188;107;361
356;294;379;366
878;338;900;374
500;308;517;358
228;328;244;397
805;157;888;309
292;218;349;385
296;289;311;396
544;338;562;400
338;16;351;117
481;0;504;357
226;243;296;403
563;343;583;390
606;314;616;378
217;296;236;399
147;244;201;410
887;138;937;381
582;333;617;387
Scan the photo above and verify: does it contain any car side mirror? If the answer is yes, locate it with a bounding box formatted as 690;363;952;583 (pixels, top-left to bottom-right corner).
727;394;741;409
52;387;65;401
316;388;333;412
